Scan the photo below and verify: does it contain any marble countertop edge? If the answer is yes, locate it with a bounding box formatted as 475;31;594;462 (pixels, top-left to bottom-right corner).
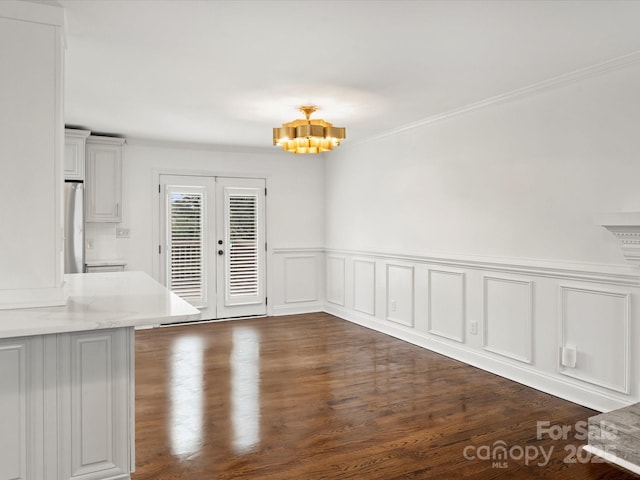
0;271;201;339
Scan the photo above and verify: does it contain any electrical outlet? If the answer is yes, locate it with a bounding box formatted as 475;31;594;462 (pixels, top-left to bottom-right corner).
116;227;130;238
470;321;478;335
86;238;94;249
562;345;577;368
390;300;397;312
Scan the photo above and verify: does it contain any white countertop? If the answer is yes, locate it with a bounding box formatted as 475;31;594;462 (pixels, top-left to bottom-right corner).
0;271;201;338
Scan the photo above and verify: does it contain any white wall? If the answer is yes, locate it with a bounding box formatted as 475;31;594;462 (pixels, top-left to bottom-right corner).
323;60;640;412
115;141;326;313
326;62;640;266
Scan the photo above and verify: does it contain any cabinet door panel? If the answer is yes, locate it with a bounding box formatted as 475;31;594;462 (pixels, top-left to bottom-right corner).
58;329;132;480
0;337;43;480
0;342;27;480
85;137;123;223
64;129;90;181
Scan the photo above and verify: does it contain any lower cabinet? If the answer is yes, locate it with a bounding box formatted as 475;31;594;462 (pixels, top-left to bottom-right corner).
0;328;134;480
0;336;44;480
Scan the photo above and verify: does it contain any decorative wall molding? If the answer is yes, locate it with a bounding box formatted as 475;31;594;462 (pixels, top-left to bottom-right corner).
324;303;632;413
283;256;318;303
353;259;376;316
325;248;640;287
269;246;638;410
427;269;465;343
326;256;345;306
385;263;414;327
270;248;324;317
559;285;630;394
483;276;533;364
598;213;640;267
344;50;640;149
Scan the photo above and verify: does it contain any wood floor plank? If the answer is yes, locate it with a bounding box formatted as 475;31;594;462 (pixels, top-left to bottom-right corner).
131;313;636;479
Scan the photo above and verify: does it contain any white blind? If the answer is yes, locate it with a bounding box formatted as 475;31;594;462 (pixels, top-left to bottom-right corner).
168;190;205;304
228;195;258;297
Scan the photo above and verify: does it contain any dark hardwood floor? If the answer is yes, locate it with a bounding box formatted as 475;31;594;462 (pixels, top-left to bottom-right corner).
132;313;635;479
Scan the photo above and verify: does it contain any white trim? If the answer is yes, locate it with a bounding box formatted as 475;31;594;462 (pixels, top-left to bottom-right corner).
283;255;318;303
326;256;346;306
126;136;273;155
272;247;325;254
324;303;633;412
558;285;630;394
483;276;533;364
582;445;640;476
345;50;640;149
385;263;415;327
427;269;465;343
271;303;324;316
325;248;640;287
353;259;376;316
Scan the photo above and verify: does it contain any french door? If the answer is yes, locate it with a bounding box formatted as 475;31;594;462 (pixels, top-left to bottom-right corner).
160;175;266;320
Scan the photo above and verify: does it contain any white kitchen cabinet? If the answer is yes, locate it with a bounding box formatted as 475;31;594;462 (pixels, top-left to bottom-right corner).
86;136;125;223
0;336;44;480
57;328;134;480
0;329;134;480
0;1;66;309
64;129;90;181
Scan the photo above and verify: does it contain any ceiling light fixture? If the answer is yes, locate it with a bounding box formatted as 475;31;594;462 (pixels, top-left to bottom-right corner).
273;105;346;154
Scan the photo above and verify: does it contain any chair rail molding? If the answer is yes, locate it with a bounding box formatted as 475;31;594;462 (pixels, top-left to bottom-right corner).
599;213;640;267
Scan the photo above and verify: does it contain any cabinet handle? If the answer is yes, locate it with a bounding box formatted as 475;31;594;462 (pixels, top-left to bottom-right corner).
116;203;120;217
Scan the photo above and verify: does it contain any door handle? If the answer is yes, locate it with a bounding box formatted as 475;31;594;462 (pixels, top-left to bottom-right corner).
218;250;224;256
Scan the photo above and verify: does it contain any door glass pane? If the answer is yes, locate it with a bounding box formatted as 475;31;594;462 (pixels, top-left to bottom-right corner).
228;195;258;297
168;189;205;306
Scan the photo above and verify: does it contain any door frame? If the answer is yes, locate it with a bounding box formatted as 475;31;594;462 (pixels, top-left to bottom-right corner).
151;168;271;317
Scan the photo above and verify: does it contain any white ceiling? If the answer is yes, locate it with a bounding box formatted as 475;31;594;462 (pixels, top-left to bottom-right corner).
56;0;640;149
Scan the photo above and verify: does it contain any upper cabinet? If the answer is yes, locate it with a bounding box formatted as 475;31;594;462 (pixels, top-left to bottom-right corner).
0;1;66;309
64;128;90;181
86;135;125;222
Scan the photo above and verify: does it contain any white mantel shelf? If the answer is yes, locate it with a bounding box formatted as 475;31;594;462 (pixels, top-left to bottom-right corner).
0;270;200;338
599;212;640;267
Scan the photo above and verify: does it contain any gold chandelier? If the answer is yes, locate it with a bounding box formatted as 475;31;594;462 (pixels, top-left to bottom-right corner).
273;105;346;154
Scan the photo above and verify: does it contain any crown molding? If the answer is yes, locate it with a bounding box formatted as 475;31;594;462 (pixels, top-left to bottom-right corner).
125;136;275;155
346;50;640;149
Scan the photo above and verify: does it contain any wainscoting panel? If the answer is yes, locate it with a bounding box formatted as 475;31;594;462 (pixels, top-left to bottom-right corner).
386;263;414;327
322;248;640;412
284;256;318;304
483;276;533;364
353;259;376;316
560;286;630;394
327;256;346;306
270;249;324;316
427;269;465;342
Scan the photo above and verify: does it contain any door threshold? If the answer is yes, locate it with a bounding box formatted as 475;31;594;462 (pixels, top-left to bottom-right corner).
159;314;267;328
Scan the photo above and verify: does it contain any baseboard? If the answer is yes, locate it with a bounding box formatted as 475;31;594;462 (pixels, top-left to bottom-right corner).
324;304;633;413
270;302;324;316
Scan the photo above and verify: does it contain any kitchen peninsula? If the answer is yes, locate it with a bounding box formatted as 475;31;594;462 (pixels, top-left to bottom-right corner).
0;271;200;480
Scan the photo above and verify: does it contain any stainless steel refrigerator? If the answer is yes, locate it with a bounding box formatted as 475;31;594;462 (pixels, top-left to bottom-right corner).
64;181;84;273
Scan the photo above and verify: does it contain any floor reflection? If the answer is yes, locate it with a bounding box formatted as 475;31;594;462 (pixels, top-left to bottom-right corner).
231;326;261;453
169;335;204;457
